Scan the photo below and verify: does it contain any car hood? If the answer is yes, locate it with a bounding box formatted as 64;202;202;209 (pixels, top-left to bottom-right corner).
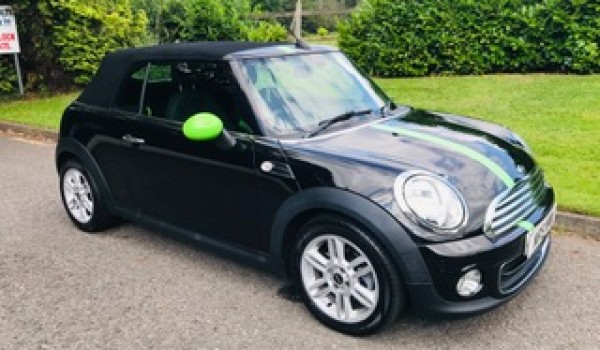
281;107;536;232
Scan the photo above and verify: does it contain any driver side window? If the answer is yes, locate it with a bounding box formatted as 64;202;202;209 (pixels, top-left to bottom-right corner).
138;61;258;134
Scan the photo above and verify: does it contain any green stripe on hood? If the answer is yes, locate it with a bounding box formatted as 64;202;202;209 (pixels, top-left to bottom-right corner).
371;122;516;188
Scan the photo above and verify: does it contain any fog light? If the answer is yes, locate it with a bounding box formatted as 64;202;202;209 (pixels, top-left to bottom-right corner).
456;269;483;297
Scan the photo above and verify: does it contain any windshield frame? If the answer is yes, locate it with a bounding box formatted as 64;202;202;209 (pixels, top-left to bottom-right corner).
229;51;393;140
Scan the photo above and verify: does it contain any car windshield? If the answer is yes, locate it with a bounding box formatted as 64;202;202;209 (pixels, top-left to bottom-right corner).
238;52;390;137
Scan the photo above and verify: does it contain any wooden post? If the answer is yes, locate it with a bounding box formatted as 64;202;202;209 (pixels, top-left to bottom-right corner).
293;0;302;39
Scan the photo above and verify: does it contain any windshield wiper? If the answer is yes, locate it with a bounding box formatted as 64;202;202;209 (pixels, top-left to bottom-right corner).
306;109;372;138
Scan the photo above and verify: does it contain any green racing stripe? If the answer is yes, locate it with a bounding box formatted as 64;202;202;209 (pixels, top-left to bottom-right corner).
517;221;535;232
371;123;516;188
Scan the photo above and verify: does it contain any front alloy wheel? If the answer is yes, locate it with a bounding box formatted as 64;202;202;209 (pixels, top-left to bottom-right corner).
301;234;379;323
292;215;404;335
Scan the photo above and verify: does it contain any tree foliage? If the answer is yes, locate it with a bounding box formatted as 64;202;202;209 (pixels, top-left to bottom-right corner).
339;0;600;77
0;0;146;93
41;0;147;84
132;0;287;44
180;0;250;41
0;0;290;95
179;0;287;42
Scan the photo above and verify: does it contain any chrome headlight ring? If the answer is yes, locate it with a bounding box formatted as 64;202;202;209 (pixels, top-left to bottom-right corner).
394;170;468;235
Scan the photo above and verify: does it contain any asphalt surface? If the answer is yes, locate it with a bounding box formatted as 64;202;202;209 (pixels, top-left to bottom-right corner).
1;135;599;349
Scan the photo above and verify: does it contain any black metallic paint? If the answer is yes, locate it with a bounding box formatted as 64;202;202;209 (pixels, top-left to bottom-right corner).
56;47;554;318
280;108;537;238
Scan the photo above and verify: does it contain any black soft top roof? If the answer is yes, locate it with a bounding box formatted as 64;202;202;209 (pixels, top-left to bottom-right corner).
77;41;335;108
109;41;284;62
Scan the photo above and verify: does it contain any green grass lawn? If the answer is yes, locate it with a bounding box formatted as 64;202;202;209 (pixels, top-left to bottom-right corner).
0;75;598;216
304;34;339;47
0;92;79;130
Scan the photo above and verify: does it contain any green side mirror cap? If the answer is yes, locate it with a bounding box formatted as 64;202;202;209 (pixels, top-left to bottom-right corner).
182;113;223;141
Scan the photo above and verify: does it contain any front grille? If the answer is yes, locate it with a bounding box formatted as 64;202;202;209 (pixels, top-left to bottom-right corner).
485;167;546;237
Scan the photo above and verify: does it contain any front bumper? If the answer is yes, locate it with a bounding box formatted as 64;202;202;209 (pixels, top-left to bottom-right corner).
404;195;555;317
408;236;550;317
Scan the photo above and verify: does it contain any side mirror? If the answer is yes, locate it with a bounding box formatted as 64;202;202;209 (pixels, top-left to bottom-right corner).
182;113;236;150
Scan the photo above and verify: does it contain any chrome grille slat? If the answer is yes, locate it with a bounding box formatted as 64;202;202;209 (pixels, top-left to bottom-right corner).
494;191;532;217
497;184;530;208
485;167;547;238
492;199;537;231
492;204;537;235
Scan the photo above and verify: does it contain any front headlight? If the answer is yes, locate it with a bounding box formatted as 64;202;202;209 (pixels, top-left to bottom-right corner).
394;171;467;232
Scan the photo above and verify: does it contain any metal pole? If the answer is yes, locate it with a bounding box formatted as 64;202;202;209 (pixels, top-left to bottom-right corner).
13;53;24;95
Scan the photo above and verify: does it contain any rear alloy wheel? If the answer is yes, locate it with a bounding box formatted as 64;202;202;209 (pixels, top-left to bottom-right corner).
59;160;114;232
292;215;404;335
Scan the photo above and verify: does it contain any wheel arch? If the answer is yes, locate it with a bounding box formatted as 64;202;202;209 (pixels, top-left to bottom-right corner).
269;187;432;285
55;137;114;210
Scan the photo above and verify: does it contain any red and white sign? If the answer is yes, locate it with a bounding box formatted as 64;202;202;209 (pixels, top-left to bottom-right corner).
0;5;20;54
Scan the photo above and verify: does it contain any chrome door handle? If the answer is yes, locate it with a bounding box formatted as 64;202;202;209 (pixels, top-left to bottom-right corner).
122;134;145;145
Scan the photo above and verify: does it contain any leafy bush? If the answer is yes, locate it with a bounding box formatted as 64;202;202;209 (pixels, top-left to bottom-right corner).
180;0;287;42
339;0;600;77
180;0;247;41
0;56;17;94
317;27;329;37
246;21;288;42
0;0;146;94
40;0;147;85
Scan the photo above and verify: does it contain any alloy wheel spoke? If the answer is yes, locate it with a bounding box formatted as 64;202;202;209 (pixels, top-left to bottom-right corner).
334;292;352;321
351;284;376;309
349;256;368;270
328;236;346;264
335;292;344;320
354;265;374;279
80;196;93;213
305;248;329;272
78;206;89;221
63;181;74;194
309;279;331;298
68;198;79;212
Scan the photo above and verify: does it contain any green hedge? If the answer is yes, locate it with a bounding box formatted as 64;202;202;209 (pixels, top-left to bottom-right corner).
40;0;147;85
0;0;146;94
339;0;600;77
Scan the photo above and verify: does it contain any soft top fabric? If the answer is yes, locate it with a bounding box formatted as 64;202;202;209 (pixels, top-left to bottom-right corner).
76;41;288;109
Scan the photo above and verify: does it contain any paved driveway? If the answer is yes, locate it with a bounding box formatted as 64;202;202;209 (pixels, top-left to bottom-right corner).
0;135;598;349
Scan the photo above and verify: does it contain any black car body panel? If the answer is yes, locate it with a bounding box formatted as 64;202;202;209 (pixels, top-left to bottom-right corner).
280;107;537;237
56;41;555;320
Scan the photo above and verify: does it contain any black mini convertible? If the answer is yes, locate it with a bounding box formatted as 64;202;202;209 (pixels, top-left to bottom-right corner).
56;41;555;335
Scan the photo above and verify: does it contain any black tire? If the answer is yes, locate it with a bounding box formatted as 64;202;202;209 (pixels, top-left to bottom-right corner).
291;214;405;336
59;160;114;232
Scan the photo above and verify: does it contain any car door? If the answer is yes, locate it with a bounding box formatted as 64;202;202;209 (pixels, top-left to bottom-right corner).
122;61;268;251
85;62;150;214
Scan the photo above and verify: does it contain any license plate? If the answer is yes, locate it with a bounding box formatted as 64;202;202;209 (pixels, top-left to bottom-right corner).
525;207;555;258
